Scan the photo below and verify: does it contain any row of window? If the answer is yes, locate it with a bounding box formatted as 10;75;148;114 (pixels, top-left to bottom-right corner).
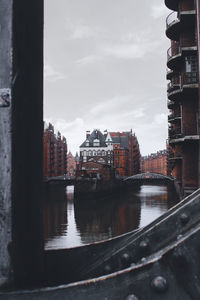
81;150;113;157
82;157;113;164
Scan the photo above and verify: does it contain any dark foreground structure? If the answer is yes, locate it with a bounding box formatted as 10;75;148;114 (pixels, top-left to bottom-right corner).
1;1;200;299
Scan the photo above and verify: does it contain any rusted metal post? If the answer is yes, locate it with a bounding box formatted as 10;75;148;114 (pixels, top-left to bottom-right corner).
0;0;44;288
0;0;12;288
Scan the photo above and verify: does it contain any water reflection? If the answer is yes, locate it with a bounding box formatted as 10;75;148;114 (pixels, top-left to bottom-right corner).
44;184;178;249
74;189;141;244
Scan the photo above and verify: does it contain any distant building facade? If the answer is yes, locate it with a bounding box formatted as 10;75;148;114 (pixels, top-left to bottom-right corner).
43;122;67;178
141;150;167;176
110;131;140;177
78;129;140;179
67;151;77;176
78;129;114;180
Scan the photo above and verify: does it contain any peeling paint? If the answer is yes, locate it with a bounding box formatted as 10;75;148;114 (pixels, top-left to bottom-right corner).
0;89;10;107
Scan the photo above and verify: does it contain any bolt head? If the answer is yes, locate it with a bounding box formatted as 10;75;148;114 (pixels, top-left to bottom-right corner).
104;265;111;274
139;240;148;249
121;253;130;263
180;213;189;225
151;276;168;293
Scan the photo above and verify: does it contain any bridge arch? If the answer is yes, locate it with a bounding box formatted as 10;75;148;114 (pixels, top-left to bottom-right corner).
124;172;174;183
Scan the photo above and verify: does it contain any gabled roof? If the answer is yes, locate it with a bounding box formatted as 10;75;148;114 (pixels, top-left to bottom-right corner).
109;132;129;150
80;129;107;148
105;132;113;143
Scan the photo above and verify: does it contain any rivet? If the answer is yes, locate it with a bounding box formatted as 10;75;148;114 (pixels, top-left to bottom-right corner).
126;294;139;300
180;213;189;225
141;257;146;263
139;240;149;250
130;263;136;268
177;234;183;240
151;276;168;293
104;265;111;274
121;253;130;263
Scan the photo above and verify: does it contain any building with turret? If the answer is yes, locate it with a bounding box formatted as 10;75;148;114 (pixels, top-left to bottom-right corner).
78;129;140;179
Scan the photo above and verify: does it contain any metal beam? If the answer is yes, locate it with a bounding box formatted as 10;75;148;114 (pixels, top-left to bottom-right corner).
0;0;44;288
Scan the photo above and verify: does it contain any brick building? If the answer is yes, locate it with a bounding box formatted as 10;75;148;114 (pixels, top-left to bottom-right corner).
67;151;77;177
43;122;67;178
78;129;141;179
110;131;140;177
78;129;114;180
165;0;200;195
141;150;168;176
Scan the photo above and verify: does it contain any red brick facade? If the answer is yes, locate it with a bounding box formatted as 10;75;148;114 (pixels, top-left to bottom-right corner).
76;161;114;181
78;129;141;179
110;131;140;177
43;122;67;178
141;151;167;176
166;0;200;195
67;152;77;176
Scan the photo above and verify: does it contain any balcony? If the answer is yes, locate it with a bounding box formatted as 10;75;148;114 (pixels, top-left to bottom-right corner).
167;100;175;109
168;126;183;143
166;12;180;40
168;152;183;160
168;71;198;101
165;0;179;11
168;113;181;123
169;125;200;143
167;80;181;101
167;45;181;69
166;68;174;80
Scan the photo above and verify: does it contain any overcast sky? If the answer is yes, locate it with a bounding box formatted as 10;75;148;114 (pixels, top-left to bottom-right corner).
44;0;170;156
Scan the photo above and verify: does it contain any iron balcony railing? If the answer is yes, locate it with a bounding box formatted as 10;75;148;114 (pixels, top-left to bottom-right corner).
167;100;175;107
168;114;181;122
167;45;181;61
166;11;180;29
168;126;183;139
167;81;180;93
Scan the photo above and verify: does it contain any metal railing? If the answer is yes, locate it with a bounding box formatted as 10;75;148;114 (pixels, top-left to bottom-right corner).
167;45;181;61
167;80;180;93
166;11;180;29
167;100;175;107
168;126;183;139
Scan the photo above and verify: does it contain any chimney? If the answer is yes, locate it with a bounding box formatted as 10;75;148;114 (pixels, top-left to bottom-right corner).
86;130;90;138
104;129;108;138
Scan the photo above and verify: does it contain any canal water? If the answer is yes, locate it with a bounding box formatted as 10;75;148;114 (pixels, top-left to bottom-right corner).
44;184;178;250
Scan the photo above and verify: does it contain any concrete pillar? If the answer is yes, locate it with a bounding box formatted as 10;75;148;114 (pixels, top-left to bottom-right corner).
0;0;44;288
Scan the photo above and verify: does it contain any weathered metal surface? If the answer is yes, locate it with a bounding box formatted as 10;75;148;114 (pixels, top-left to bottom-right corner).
0;89;10;107
0;0;44;288
0;189;200;299
0;0;12;288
